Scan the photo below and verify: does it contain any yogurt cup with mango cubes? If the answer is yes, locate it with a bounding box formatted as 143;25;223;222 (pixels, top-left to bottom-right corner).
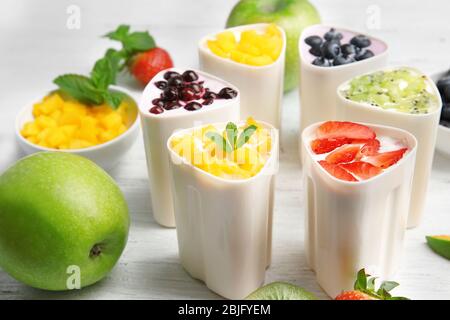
167;119;278;299
298;25;388;135
199;23;286;129
336;66;442;228
139;68;240;227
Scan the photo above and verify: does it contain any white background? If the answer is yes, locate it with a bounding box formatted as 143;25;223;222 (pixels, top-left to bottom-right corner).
0;0;449;299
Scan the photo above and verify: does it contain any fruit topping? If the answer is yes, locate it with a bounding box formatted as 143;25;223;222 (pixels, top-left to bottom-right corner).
316;121;376;140
364;148;408;169
304;28;376;67
154;81;168;89
150;106;164;114
319;161;357;182
184;102;202;111
340;161;382;180
436;72;450;127
343;68;439;114
207;24;283;66
359;139;380;156
325;144;361;164
182;70;199;82
335;269;408;300
218;87;238;99
310;137;351;154
164;71;181;80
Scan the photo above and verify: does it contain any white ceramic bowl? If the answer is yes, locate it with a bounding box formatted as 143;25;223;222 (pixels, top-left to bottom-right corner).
15;86;140;171
431;70;450;158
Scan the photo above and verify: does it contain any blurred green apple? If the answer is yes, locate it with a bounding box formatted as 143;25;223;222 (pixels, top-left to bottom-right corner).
0;152;129;290
226;0;321;92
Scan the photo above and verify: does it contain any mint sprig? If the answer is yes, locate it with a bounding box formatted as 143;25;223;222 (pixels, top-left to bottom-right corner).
353;269;409;300
206;122;258;153
104;24;156;69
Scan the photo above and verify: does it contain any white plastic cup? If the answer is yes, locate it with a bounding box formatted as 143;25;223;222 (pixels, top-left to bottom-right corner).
167;121;279;299
139;68;240;227
298;24;388;134
336;66;442;228
199;23;286;129
302;122;417;298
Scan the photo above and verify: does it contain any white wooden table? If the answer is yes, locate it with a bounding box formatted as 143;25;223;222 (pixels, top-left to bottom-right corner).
0;0;449;300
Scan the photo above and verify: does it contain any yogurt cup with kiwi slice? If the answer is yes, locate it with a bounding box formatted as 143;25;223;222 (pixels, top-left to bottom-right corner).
336;66;442;228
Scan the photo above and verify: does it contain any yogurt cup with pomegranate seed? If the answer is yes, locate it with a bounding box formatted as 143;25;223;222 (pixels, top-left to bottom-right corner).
166;119;278;299
301;121;417;298
139;68;240;227
298;24;388;137
198;23;286;129
336;66;442;228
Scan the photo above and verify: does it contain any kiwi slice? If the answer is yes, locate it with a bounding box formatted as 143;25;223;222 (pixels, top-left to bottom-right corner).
246;282;317;300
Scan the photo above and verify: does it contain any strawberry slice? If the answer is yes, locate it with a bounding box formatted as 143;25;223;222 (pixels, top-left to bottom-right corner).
317;121;376;140
319;160;357;182
340;161;382;180
359;139;381;156
325;144;361;164
310;137;350;154
365;148;408;169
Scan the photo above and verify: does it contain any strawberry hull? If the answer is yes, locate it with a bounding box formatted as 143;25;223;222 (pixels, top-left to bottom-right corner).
301;121;417;298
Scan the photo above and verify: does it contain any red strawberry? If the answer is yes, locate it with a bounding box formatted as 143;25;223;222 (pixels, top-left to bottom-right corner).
325;144;361;164
317;121;376;140
129;47;173;85
340;161;382;180
365;148;408;169
310;137;350;154
335;269;409;300
319;160;357;182
359;139;381;156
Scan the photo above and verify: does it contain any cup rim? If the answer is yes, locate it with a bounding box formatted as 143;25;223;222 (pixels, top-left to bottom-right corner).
336;65;443;117
167;120;278;184
138;67;240;119
198;23;287;70
301;121;418;186
15;85;140;153
298;23;389;72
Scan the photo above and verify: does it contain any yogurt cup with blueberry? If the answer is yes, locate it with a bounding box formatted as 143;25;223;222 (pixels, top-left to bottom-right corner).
298;24;388;137
336;66;442;228
139;68;240;227
199;23;286;129
431;69;450;158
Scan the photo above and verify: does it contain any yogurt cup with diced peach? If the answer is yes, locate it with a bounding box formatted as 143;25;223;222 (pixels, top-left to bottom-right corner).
16;86;139;170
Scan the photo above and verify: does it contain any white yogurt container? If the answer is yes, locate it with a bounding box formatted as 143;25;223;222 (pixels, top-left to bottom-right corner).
336;66;442;228
199;23;286;129
302;122;417;298
167;121;278;299
139;68;240;227
298;25;388;135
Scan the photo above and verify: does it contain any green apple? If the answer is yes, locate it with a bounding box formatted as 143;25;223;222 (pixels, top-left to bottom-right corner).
226;0;321;92
0;152;129;290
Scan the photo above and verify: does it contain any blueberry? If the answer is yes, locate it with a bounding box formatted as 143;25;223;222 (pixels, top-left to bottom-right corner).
182;70;199;82
309;46;322;57
218;87;238;99
321;41;341;60
161;87;178;101
441;103;450;121
167;75;183;87
324;28;343;41
333;55;356;66
152;98;165;108
149;106;164;114
312;57;331;67
350;35;371;48
203;91;218;100
164;100;182;110
437;77;450;102
184;102;203;111
163;71;181;80
441;119;450;128
305;35;323;48
354;49;374;61
154;81;167;90
202;99;214;105
341;44;356;57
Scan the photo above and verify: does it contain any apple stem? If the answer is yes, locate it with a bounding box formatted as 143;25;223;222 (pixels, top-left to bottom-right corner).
90;244;102;258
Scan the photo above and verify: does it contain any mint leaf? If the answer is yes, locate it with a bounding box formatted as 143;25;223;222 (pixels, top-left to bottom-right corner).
206;131;232;153
378;281;399;293
123;31;156;52
225;122;238;150
102;90;124;109
91;55;116;90
236;125;257;148
54;74;103;105
354;269;368;291
104;24;130;41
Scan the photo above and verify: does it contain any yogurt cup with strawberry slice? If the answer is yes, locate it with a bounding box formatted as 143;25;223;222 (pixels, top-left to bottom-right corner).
139;68;240;227
336;66;442;228
298;25;388;137
301;121;417;298
199;23;286;129
167;119;278;299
